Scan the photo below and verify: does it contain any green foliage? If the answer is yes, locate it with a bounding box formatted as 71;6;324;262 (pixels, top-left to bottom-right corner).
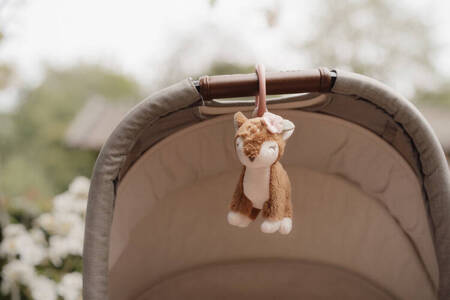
206;61;254;76
0;64;12;90
304;0;437;94
35;255;82;282
415;82;450;107
209;0;217;8
0;64;141;208
0;60;252;210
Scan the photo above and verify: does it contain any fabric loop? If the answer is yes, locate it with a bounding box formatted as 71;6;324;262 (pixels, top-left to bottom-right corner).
254;64;267;117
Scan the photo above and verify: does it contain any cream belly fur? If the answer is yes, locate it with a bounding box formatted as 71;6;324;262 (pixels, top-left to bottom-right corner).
243;167;271;209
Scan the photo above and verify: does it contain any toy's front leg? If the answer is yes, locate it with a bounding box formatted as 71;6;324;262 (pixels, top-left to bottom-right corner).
261;199;292;234
261;199;284;233
228;195;259;228
261;165;293;235
228;168;258;228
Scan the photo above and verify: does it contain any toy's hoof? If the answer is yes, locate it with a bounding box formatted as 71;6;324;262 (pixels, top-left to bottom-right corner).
261;220;281;233
279;217;292;235
227;211;252;227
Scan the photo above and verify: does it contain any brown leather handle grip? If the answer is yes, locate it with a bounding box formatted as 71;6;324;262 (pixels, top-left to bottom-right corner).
196;68;335;100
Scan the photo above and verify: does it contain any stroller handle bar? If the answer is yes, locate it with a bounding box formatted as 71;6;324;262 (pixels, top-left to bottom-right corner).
194;68;336;100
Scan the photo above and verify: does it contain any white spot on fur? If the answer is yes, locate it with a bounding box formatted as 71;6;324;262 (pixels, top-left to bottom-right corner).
227;211;252;227
260;219;281;233
235;138;279;169
279;217;292;235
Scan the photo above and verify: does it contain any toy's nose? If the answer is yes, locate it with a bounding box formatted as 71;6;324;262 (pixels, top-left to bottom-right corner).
249;156;255;162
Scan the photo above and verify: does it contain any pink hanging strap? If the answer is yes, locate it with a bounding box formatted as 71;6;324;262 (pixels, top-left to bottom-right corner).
254;64;267;117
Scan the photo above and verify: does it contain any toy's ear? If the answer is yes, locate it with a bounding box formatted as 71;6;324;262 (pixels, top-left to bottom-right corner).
234;112;248;131
282;119;295;140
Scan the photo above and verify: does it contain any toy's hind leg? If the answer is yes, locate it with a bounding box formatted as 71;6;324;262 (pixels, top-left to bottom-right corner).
260;200;284;234
279;198;293;235
228;195;257;228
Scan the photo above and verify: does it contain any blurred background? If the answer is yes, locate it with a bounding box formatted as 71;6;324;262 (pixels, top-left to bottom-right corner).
0;0;449;299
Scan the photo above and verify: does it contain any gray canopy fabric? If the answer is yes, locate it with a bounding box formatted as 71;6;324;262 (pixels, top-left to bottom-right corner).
83;70;450;299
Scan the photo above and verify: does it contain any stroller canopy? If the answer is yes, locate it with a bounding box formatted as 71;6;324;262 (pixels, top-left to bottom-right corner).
83;69;450;300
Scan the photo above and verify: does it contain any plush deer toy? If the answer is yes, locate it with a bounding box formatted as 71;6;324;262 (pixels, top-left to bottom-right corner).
228;111;295;235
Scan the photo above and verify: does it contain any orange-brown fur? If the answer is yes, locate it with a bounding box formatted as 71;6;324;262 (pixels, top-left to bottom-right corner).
230;112;292;221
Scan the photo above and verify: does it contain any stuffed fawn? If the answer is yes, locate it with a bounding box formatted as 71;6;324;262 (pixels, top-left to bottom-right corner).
228;111;295;234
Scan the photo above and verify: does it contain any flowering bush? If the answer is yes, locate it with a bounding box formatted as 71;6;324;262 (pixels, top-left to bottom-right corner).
0;177;89;300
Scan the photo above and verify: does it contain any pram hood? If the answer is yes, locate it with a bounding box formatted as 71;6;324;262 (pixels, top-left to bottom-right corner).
83;70;450;300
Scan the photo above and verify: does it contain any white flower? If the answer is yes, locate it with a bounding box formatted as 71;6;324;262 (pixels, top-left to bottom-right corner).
48;236;68;266
17;236;47;266
2;223;27;238
53;191;87;215
0;226;47;266
48;229;84;266
29;227;46;246
0;238;15;257
36;213;57;234
36;211;83;237
29;275;57;300
58;272;82;300
0;176;89;299
68;176;90;199
1;260;35;294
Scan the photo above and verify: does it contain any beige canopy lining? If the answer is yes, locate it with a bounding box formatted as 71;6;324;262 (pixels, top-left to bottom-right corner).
136;260;397;300
83;72;450;300
109;111;437;300
118;93;421;183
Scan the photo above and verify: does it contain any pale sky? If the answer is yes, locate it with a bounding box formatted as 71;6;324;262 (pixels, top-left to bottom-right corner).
0;0;449;111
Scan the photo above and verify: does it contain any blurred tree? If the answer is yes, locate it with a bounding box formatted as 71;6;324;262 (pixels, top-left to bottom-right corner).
303;0;438;95
157;55;254;89
0;18;12;91
206;61;254;75
0;0;22;91
0;64;12;90
0;65;141;208
416;81;450;107
264;0;280;28
208;0;217;8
